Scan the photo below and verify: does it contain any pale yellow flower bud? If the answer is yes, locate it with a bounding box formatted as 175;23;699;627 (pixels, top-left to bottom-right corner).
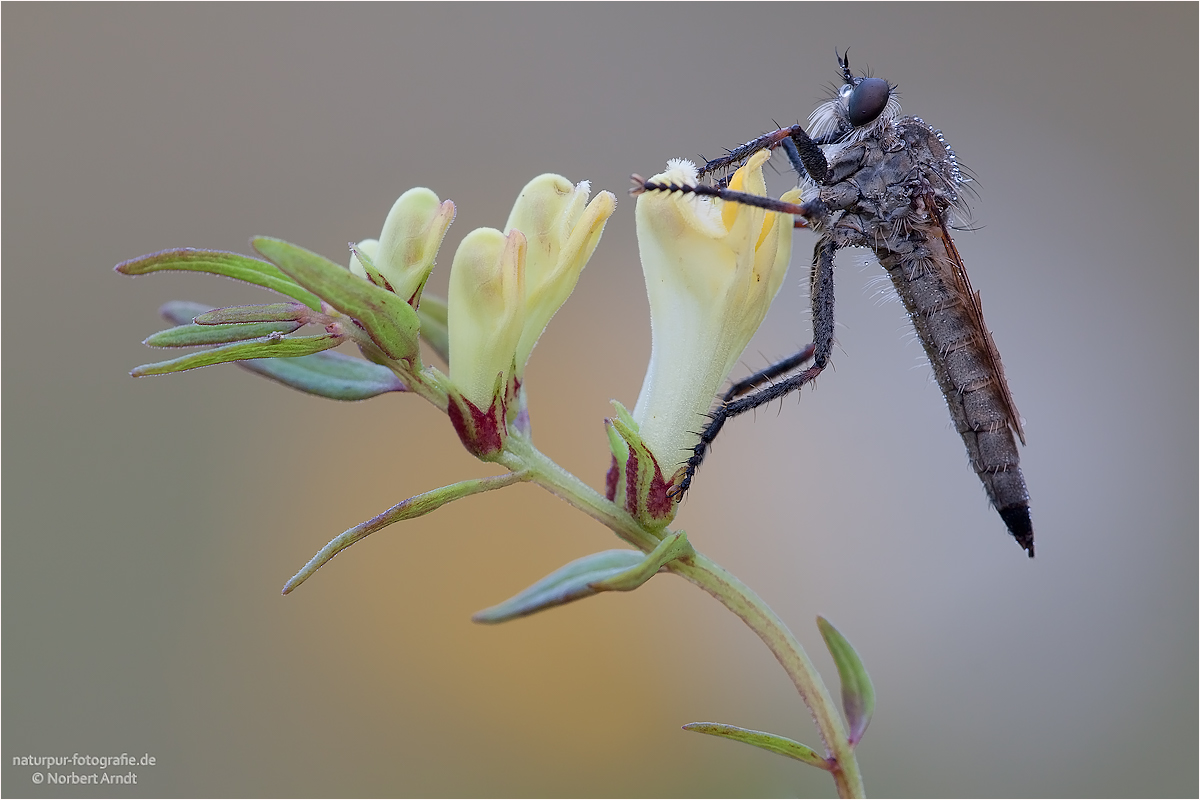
349;187;456;305
446;227;527;413
504;174;615;375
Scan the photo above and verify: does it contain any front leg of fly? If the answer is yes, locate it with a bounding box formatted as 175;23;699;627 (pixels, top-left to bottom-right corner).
822;142;871;187
670;228;844;499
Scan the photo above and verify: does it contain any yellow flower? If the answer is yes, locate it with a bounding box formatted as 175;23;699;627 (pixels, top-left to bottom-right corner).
349;187;456;305
631;150;798;480
442;174;613;458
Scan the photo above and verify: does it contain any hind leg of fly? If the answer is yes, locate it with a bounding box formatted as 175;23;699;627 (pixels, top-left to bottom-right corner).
672;237;838;499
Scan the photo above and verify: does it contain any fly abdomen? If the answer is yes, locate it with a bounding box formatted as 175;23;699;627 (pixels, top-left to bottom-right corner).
876;231;1034;555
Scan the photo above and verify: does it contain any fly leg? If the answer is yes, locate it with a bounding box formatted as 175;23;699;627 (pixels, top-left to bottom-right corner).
629;175;809;215
721;343;817;403
699;125;832;185
671;237;838;499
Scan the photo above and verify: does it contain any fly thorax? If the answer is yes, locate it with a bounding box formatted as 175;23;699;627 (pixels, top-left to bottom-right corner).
896;118;965;206
872;114;905;154
820;181;862;212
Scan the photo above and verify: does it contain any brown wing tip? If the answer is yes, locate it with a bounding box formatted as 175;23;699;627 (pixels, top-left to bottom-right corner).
1011;409;1027;445
999;505;1035;558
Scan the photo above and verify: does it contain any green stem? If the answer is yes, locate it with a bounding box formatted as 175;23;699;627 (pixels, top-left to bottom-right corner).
500;435;659;553
669;553;864;798
509;438;864;797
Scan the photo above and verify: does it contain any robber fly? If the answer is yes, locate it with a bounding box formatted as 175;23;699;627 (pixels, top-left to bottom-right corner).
631;51;1034;556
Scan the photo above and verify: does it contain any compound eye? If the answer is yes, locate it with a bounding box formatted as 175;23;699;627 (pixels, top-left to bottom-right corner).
847;77;890;127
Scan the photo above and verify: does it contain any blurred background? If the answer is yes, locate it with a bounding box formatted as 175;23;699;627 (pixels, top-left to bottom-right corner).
4;4;1195;797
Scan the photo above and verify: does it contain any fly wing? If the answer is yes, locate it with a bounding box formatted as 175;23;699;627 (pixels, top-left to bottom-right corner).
935;215;1027;445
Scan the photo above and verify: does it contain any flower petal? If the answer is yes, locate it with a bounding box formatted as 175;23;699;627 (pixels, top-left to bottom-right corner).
505;175;615;373
630;153;794;477
446;227;527;409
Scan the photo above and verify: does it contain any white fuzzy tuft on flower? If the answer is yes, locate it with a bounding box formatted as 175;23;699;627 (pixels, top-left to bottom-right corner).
664;158;700;180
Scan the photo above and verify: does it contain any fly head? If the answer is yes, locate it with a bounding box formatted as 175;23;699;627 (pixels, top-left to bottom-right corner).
810;50;901;144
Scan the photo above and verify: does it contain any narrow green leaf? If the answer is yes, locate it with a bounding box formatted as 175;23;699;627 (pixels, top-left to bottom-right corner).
473;533;692;624
589;531;693;591
159;301;217;326
115;248;322;310
283;471;529;594
817;616;876;746
252;237;420;362
194;302;311;325
131;333;342;376
348;242;395;292
144;320;302;347
610;399;637;430
239;351;405;401
416;293;450;365
155;301;402;400
682;723;831;770
472;550;646;624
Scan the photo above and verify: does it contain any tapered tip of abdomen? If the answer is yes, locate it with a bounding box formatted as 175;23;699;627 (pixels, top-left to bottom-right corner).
999;505;1035;557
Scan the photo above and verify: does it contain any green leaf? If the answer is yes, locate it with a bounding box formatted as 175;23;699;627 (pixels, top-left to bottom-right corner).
817;616;876;746
416;292;450;365
144;320;302;347
155;301;402;400
252;237;420;363
239;351;405;400
283;472;529;594
473;532;693;624
159;301;219;326
131;333;343;376
589;531;693;591
681;723;831;770
194;302;312;325
472;550;645;624
348;242;395;292
115;248;322;310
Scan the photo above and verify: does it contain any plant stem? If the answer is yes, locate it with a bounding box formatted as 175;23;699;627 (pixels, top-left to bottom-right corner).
669;553;865;798
510;438;864;797
500;435;660;552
